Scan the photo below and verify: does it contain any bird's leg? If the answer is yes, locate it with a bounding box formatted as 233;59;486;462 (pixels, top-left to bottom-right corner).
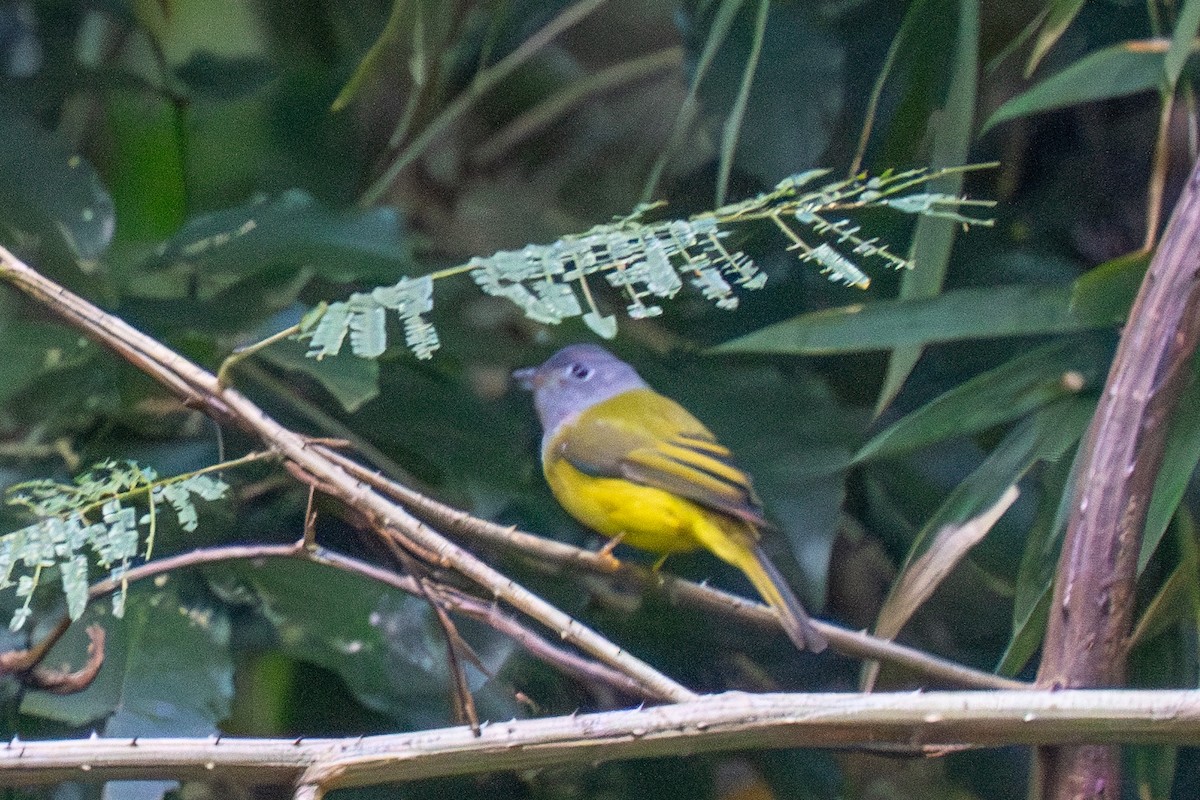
594;532;626;569
649;553;670;572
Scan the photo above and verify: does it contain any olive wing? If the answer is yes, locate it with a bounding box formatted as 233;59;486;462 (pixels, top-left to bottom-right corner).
554;388;767;527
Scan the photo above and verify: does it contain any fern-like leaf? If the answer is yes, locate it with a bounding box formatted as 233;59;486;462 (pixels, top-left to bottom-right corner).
292;165;996;360
0;460;231;630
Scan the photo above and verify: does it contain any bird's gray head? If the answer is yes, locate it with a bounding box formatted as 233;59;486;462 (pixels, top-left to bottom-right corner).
514;344;647;438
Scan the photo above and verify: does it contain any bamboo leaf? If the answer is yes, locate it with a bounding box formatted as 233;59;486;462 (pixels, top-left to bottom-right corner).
1005;444;1078;674
875;0;978;413
871;485;1019;650
855;335;1111;463
1024;0;1086;76
1139;351;1200;572
984;44;1165;133
1069;250;1149;326
714;285;1114;355
1165;0;1200;89
865;397;1093;684
715;0;769;205
332;0;411;112
641;0;745;203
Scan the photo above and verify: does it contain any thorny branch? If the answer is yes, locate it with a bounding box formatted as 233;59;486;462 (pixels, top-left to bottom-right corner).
0;244;1023;693
0;690;1198;795
74;542;653;701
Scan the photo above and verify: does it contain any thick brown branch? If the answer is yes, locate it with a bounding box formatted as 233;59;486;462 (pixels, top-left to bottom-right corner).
1035;157;1200;798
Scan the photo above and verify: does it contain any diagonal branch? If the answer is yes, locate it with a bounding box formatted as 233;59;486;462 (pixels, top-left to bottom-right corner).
1035;157;1200;798
0;245;694;703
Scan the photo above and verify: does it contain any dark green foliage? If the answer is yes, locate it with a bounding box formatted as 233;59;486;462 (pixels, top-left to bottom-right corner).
0;1;1197;799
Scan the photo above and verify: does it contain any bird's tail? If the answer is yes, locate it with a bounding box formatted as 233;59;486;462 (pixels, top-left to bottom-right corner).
744;542;828;653
693;516;828;653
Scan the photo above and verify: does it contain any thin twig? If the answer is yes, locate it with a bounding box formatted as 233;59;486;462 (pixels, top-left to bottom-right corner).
380;533;482;734
425;578;482;734
67;541;662;702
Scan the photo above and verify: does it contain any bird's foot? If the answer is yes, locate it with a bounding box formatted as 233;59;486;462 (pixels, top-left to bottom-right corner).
595;533;626;570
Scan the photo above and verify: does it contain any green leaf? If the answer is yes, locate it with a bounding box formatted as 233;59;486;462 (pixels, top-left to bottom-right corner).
22;581;232;731
1069;250;1149;326
1139;351;1200;572
1130;744;1178;800
0;111;115;262
260;337;381;413
700;1;844;201
1130;548;1198;650
141;189;411;295
866;397;1093;663
0;321;97;406
1166;0;1200;89
875;0;979;414
202;558;522;725
713;284;1114;355
984;45;1165;133
1127;516;1196;798
640;0;745;202
332;0;411;112
1024;0;1086;76
1008;444;1078;662
996;586;1050;676
855;335;1111;463
714;0;768;205
869;484;1018;653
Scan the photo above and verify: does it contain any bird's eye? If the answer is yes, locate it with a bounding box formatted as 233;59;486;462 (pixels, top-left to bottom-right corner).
566;362;593;381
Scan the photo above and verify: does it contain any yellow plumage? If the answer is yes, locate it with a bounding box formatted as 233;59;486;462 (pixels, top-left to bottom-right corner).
540;387;826;653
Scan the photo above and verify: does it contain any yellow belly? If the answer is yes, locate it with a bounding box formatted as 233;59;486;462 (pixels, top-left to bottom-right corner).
544;456;703;554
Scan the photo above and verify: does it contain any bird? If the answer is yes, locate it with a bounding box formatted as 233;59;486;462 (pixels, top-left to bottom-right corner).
514;343;827;653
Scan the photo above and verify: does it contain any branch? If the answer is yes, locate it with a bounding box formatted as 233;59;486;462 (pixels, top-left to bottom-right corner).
0;246;694;703
77;542;657;701
22;625;105;695
1035;157;1200;798
319;446;1027;690
0;690;1198;792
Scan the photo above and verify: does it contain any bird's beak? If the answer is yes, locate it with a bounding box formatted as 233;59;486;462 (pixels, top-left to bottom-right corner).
512;366;537;391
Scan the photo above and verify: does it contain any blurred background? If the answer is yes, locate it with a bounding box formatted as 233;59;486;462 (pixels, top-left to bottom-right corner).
0;0;1196;798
